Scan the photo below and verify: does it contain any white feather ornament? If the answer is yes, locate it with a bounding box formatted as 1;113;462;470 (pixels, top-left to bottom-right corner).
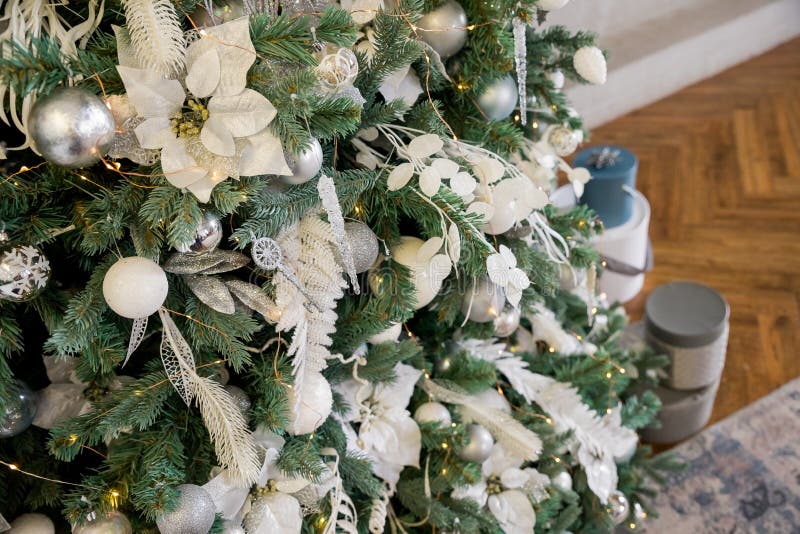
120;0;186;76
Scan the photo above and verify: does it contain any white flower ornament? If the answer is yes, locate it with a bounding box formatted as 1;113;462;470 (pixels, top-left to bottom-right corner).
487;245;530;308
116;18;291;202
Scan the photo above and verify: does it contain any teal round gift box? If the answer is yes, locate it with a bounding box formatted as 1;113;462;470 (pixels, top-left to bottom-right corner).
574;145;638;229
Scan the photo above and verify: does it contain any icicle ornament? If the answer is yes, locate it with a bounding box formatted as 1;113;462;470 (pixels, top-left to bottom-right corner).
512;15;528;125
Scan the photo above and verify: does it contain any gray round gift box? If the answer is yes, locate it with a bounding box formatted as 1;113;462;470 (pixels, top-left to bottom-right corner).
645;281;730;390
641;379;720;443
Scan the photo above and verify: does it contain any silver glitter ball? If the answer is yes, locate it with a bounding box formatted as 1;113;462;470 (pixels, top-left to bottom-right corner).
477;75;519;121
493;306;521;337
189;0;245;27
417;0;468;59
283;138;323;185
224;385;251;421
175;210;223;253
0;380;37;438
461;278;505;323
28;87;115;168
607;490;630;525
0;244;51;302
457;424;494;463
73;512;132;534
551;470;572;492
344;221;379;273
547;125;580;157
156;484;216;534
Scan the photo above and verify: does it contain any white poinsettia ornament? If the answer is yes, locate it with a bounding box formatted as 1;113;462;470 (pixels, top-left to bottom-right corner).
487;245;530;308
336;363;422;486
115;18;291;202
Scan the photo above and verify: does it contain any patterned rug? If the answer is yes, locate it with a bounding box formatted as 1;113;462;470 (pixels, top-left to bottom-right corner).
642;377;800;533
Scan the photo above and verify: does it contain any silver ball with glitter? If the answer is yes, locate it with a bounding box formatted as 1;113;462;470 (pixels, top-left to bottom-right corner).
607;490;630;525
73;512;132;534
417;0;468;59
175;210;223;253
283;138;324;185
547;125;580;157
344;221;379;273
0;243;51;302
28;87;116;168
493;306;521;337
477;75;518;121
224;385;251;421
457;424;494;463
156;484;216;534
0;380;37;438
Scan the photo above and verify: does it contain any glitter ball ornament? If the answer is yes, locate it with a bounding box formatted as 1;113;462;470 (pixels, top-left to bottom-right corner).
573;46;607;85
317;48;359;91
477;75;518;121
27;87;115;168
283;138;324;185
547;125;580;157
607;490;630;525
414;401;452;427
286;371;333;435
9;513;55;534
462;278;505;323
457;424;494;463
156;484;216;534
73;512;132;534
416;0;468;59
175;210;223;253
0;380;37;438
189;0;245;27
224;385;251;421
344;221;379;273
0;243;50;302
102;257;168;319
493;306;521;337
551;471;572;491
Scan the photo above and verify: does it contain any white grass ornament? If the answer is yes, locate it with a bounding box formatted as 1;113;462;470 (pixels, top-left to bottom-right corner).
102;257;168;319
573;46;607;85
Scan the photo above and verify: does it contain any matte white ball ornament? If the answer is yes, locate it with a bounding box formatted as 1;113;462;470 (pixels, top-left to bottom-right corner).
392;236;450;310
283;137;324;185
9;513;55;534
286;371;333;435
573;46;607;85
551;470;572;491
414;401;452;427
368;322;402;344
102;257;168;319
461;278;505;323
477;75;518;121
416;0;468;58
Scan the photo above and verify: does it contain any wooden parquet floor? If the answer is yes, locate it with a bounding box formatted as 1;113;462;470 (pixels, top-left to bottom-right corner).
589;39;800;432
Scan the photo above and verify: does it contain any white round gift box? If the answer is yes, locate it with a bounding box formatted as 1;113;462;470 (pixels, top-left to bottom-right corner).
550;185;651;303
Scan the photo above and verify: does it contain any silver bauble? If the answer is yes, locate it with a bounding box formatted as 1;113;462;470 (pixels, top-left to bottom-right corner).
457;424;494;463
551;471;572;492
73;511;132;534
416;0;468;59
0;380;37;438
461;278;505;323
607;490;630;525
189;0;245;27
175;210;223;253
283;138;324;185
414;401;452;427
156;484;216;534
492;306;521;337
224;385;251;421
208;365;230;385
0;244;51;302
344;221;379;273
477;75;518;121
28;87;115;168
547;125;580;157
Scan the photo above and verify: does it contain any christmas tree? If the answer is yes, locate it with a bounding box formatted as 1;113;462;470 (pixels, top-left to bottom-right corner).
0;0;679;532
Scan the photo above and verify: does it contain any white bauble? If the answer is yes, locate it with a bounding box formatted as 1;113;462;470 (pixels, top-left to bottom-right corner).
551;471;572;491
414;401;452;427
73;512;132;534
477;75;518;121
573;46;607;85
102;257;168;319
392;236;448;310
10;513;55;534
368;322;402;344
286;371;333;435
461;278;505;323
416;0;468;58
283;138;323;185
546;69;565;89
537;0;570;10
